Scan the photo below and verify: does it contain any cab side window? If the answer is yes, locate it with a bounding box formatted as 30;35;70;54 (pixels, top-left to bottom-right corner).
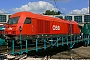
24;18;31;24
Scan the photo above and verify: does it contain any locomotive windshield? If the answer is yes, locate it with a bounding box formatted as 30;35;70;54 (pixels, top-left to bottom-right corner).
8;17;20;24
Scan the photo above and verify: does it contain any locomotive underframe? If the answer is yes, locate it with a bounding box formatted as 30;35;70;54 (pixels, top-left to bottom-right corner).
5;34;80;40
4;34;90;55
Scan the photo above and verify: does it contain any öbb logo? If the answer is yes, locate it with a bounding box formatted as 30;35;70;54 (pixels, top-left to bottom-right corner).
8;27;12;30
52;25;60;30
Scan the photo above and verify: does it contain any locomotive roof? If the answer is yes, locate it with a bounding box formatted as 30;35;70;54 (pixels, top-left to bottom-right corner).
10;11;53;18
70;20;78;24
10;11;77;24
10;11;39;18
10;11;66;22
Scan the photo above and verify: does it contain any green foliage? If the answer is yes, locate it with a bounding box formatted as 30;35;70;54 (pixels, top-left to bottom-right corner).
43;10;61;15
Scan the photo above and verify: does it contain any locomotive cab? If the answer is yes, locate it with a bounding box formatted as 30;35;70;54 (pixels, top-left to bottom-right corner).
5;17;19;35
5;14;33;40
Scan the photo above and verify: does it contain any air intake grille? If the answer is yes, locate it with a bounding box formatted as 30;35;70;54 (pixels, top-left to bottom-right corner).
37;20;50;34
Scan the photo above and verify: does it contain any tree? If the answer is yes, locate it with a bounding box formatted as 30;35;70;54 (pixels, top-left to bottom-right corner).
43;10;61;15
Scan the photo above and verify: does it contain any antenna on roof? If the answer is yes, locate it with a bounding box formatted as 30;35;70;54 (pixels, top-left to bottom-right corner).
89;0;90;14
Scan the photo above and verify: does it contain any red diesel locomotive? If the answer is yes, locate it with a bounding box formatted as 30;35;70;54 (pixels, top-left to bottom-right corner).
4;11;80;40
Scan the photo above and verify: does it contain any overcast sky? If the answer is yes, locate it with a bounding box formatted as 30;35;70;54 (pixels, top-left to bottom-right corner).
0;0;89;14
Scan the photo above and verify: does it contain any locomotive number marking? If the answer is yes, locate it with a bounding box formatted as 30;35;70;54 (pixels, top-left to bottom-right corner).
52;25;60;30
8;27;12;30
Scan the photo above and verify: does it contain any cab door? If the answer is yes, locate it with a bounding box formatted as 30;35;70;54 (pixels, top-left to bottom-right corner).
23;17;32;35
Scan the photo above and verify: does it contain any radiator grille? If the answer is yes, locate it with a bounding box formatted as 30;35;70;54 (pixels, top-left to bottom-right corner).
37;20;50;34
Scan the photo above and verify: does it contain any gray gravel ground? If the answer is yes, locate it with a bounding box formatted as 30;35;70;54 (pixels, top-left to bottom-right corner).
51;46;90;59
4;46;90;60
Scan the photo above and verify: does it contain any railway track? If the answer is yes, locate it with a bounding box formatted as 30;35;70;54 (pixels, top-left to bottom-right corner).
0;46;11;53
0;37;89;59
1;45;90;59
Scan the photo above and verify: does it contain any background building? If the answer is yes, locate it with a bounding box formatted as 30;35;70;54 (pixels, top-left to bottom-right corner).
54;14;90;24
0;13;90;25
0;13;11;24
